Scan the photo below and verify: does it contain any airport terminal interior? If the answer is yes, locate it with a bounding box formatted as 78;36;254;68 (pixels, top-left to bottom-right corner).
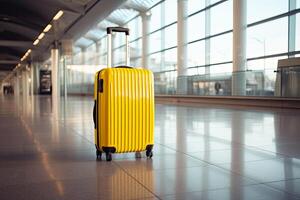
1;0;300;199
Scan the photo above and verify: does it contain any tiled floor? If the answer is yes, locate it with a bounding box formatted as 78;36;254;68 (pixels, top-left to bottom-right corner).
1;94;300;200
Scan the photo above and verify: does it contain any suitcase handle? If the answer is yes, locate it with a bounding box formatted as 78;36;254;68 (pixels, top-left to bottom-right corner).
114;66;133;69
107;27;130;68
107;27;129;35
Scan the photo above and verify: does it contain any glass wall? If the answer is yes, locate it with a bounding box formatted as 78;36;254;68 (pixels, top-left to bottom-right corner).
148;0;177;92
245;0;297;97
66;0;300;98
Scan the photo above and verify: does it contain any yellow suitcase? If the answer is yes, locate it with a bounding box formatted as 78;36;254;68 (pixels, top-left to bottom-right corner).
93;27;155;161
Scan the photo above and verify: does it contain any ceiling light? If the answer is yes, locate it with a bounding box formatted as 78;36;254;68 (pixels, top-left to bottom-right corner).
33;39;39;46
43;24;52;32
38;33;45;40
53;10;64;20
21;57;25;61
27;49;31;54
145;11;151;16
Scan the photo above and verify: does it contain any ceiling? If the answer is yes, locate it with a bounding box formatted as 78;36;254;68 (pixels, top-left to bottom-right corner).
73;0;161;49
0;0;126;81
0;0;160;82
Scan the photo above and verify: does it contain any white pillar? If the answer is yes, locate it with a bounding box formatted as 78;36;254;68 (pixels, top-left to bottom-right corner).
32;63;40;95
23;69;29;96
177;0;188;94
51;48;60;99
141;12;151;69
13;71;19;108
29;65;33;96
0;82;3;95
232;0;247;96
81;48;86;94
15;71;20;96
205;0;211;74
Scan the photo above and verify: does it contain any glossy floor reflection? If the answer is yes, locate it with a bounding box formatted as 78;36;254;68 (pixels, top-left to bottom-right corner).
1;95;300;200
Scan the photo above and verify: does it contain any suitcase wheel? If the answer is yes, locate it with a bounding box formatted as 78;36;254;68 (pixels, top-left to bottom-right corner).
146;145;153;158
106;152;112;161
96;150;102;160
146;150;153;158
135;152;142;159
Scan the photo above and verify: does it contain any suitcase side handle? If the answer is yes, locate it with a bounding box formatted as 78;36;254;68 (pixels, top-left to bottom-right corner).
107;27;129;35
93;100;96;129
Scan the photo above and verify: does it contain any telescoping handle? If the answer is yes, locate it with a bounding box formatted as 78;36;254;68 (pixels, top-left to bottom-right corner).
106;27;130;68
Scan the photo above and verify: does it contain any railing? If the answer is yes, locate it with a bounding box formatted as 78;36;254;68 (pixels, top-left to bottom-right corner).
154;67;300;98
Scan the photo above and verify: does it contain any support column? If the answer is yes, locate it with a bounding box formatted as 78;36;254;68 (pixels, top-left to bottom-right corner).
232;0;247;96
81;48;86;94
205;0;211;75
63;57;68;97
288;0;296;56
32;62;40;95
51;48;60;99
141;12;151;69
23;67;29;96
15;71;20;96
29;64;33;96
177;0;189;94
0;81;4;95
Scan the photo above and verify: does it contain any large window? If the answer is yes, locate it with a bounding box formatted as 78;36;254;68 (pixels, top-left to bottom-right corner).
247;56;287;71
113;46;126;66
247;17;288;58
210;63;232;74
210;33;232;64
149;31;162;53
247;0;288;24
210;0;233;35
187;41;205;67
113;33;126;49
150;3;162;32
149;52;162;72
164;48;177;71
130;39;142;67
188;0;205;15
127;17;142;41
188;12;205;42
186;0;233;81
164;0;177;25
164;24;177;48
68;0;300;97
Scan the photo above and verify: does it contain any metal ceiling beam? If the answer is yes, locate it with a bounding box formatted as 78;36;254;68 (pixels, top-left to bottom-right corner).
0;54;19;60
0;60;19;64
0;22;39;39
63;0;127;41
74;43;87;49
122;4;146;13
105;17;123;26
0;65;14;71
83;35;98;42
0;40;32;48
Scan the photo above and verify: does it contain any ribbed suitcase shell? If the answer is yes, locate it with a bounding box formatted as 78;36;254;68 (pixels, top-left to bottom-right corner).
94;68;154;153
